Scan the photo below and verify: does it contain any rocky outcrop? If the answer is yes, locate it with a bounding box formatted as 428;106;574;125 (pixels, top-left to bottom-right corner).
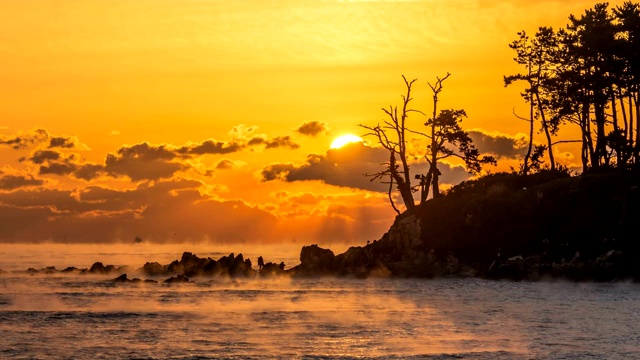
140;252;257;278
260;261;287;276
110;273;158;284
88;262;128;274
290;245;337;276
25;263;127;275
164;274;190;284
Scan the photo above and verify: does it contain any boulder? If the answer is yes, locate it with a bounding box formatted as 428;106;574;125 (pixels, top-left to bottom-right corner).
88;262;123;274
142;262;167;276
296;245;336;275
111;273;130;283
260;262;286;276
163;274;190;284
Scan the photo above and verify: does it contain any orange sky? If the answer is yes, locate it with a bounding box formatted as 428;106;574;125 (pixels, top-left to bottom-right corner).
0;0;628;245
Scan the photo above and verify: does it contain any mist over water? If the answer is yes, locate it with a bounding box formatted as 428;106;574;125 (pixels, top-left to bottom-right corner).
1;245;640;359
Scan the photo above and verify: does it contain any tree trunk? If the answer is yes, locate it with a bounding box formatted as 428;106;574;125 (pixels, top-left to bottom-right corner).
523;101;535;175
595;102;608;166
390;154;415;212
610;88;622;165
431;168;441;198
535;91;555;170
583;104;598;168
635;93;640;164
620;89;628;145
420;167;433;205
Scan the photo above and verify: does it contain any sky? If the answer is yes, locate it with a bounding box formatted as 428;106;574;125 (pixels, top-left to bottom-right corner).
0;0;627;245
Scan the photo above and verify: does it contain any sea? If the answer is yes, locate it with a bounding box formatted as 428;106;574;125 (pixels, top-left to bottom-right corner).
1;244;639;359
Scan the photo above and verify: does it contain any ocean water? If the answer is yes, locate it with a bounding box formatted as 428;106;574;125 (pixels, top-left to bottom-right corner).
1;245;640;359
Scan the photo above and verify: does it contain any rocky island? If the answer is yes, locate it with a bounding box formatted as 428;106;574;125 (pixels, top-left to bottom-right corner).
297;169;640;281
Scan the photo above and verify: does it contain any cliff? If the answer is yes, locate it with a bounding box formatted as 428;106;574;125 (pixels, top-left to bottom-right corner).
293;169;640;281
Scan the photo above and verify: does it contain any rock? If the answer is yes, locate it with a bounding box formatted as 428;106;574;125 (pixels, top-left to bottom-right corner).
111;273;130;282
111;273;156;284
88;262;122;274
295;245;336;276
387;214;422;252
163;274;190;284
173;252;210;277
142;262;167;276
260;262;286;276
42;266;57;274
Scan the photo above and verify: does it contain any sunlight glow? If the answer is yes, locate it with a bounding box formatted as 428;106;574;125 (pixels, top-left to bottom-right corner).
330;134;363;149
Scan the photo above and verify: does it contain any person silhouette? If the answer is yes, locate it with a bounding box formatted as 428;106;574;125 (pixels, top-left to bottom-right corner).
257;256;264;270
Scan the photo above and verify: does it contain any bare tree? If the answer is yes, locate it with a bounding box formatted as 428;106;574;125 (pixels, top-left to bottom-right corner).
361;74;496;213
360;76;422;214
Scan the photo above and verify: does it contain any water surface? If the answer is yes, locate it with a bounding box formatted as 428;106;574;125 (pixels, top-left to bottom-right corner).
1;246;639;359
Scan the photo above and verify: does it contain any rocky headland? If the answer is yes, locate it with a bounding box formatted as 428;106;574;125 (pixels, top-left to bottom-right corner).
294;169;640;281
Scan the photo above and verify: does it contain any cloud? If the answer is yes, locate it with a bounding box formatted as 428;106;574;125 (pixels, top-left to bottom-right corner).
215;159;242;170
0;129;48;150
247;136;300;150
0;128;397;244
104;143;186;181
11;125;300;182
48;137;75;149
28;150;62;164
0;174;44;190
178;140;242;155
0;178;280;243
261;142;471;192
468;130;528;159
296;121;329;137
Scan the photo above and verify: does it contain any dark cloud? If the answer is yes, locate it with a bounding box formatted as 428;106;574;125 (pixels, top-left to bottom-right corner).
39;162;77;177
468;131;528;159
178;140;241;155
48;137;75;149
296;121;329;137
247;135;300;150
10;126;300;182
261;142;471;192
74;164;104;181
215;159;237;170
104;143;185;181
0;174;44;190
0;129;48;150
29;150;61;164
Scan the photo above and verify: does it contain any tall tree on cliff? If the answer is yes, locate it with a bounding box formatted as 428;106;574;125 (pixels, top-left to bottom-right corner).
360;76;421;215
563;3;619;168
505;28;559;173
419;73;497;199
613;1;640;163
506;2;640;171
361;75;496;213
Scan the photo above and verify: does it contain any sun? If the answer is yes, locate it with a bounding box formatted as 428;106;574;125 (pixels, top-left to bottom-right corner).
330;134;363;149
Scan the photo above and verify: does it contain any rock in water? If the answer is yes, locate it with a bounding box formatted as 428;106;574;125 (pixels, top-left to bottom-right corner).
297;245;336;275
163;274;190;284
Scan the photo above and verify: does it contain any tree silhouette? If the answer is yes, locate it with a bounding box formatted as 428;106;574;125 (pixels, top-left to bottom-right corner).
360;76;421;214
506;2;640;171
505;28;559;173
418;73;496;198
361;74;496;212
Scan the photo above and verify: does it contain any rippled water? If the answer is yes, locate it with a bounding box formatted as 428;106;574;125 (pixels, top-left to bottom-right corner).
1;246;640;359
